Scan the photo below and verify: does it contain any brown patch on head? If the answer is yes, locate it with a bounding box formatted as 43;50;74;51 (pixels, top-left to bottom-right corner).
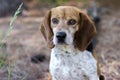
51;6;80;20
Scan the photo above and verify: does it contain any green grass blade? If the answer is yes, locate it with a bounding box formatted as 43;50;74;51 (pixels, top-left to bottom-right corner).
0;3;23;51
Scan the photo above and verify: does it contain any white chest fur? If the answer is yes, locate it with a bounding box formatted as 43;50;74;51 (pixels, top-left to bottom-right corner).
50;45;99;80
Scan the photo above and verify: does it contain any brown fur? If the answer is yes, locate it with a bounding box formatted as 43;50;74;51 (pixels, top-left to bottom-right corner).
93;51;105;80
74;12;96;51
40;10;54;48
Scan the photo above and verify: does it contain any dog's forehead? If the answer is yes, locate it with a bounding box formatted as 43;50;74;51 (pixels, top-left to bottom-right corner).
51;6;80;19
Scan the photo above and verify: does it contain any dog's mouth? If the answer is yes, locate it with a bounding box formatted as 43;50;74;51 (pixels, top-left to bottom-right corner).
57;41;67;45
57;38;66;44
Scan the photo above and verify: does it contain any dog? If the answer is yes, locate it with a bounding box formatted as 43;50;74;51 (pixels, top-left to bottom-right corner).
40;6;104;80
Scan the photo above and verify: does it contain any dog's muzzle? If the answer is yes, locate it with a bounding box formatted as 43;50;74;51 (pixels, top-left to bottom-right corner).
56;32;66;44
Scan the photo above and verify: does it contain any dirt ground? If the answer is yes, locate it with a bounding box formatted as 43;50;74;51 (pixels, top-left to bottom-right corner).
0;6;120;80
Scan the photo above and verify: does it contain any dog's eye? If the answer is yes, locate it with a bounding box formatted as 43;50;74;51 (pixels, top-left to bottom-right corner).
68;19;76;25
52;18;59;24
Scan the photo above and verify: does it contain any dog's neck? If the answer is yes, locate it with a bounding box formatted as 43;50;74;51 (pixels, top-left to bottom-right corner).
53;44;80;55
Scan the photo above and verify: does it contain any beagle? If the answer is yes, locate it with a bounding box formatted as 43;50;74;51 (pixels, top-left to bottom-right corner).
40;6;104;80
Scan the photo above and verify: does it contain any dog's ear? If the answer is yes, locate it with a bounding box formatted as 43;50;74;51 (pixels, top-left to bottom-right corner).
74;12;96;51
40;10;54;48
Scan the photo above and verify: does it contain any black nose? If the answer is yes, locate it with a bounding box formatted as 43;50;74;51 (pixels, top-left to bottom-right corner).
56;32;66;43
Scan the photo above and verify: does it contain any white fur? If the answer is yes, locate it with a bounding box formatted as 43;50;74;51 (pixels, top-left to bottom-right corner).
50;45;99;80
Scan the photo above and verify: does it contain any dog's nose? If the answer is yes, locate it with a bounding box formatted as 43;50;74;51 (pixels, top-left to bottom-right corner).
56;32;66;43
56;32;66;40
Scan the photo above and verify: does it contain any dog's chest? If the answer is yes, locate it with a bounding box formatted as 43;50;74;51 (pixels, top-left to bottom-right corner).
50;47;97;80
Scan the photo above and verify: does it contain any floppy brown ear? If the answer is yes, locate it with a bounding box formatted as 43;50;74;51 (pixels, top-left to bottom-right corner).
74;12;96;51
40;10;54;48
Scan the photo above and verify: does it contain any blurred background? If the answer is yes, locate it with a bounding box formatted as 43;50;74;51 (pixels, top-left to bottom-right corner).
0;0;120;80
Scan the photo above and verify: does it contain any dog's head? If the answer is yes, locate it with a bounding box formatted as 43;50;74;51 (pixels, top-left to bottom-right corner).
40;6;96;51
